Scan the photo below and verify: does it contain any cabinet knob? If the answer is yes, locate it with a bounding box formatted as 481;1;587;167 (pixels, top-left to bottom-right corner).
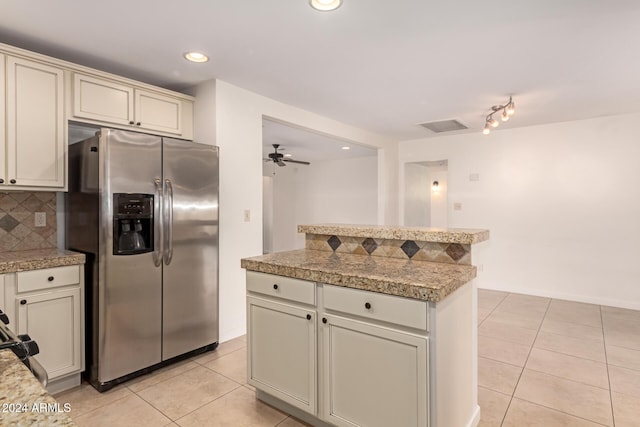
48;276;54;282
273;284;278;290
10;179;16;184
0;179;4;184
306;314;311;320
322;317;327;324
365;302;372;310
129;120;135;125
20;299;27;305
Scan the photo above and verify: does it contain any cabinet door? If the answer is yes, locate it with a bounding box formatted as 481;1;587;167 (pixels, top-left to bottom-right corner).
135;89;183;135
247;296;316;414
6;56;65;188
16;287;82;381
321;315;428;427
73;73;134;125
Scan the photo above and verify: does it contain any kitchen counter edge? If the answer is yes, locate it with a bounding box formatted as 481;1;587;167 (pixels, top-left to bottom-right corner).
241;249;477;302
0;249;86;274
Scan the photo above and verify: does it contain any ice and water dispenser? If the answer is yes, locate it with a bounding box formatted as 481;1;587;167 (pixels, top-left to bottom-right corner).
113;193;154;255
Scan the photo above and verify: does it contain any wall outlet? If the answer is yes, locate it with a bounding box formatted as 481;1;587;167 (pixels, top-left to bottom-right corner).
35;212;46;227
453;202;462;211
469;173;480;181
244;209;251;222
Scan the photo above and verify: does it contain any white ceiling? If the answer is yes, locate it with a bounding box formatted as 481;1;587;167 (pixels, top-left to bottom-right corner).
262;119;376;164
2;0;640;142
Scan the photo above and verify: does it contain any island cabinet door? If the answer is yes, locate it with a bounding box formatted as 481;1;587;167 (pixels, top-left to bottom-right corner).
321;315;429;427
247;296;317;415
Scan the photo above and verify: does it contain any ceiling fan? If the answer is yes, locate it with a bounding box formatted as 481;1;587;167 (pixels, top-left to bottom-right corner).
265;144;311;167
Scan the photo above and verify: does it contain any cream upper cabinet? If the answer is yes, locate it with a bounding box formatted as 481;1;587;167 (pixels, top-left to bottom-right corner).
2;55;65;190
135;89;183;135
73;72;188;137
73;73;134;125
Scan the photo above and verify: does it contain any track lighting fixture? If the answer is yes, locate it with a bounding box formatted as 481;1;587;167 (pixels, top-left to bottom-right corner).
482;96;516;135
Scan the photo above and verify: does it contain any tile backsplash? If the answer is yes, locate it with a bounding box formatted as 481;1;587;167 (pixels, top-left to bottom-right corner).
0;192;57;251
306;233;471;265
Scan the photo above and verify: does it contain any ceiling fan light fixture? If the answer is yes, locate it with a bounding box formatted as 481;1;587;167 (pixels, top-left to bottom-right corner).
184;52;209;63
309;0;342;11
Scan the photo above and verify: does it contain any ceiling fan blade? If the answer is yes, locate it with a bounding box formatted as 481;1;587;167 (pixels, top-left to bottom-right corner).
283;159;311;165
277;160;286;167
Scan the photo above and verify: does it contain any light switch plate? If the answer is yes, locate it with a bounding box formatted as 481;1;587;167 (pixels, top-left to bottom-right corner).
35;212;46;227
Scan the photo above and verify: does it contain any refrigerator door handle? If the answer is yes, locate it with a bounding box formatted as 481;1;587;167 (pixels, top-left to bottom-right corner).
153;178;163;267
164;178;174;265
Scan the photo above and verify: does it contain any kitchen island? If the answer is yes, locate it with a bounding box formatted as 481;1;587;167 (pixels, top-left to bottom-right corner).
242;224;488;427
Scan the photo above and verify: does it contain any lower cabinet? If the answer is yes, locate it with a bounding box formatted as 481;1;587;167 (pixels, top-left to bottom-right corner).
4;264;84;393
247;296;316;413
247;272;430;427
321;315;428;427
16;287;82;381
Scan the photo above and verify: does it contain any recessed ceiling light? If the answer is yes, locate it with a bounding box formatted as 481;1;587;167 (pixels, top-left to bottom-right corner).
309;0;342;12
184;52;209;63
341;146;351;150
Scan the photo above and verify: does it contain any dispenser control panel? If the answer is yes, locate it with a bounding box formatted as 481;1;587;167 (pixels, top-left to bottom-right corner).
114;194;153;218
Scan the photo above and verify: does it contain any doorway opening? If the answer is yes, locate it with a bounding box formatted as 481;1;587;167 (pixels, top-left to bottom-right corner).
404;160;448;228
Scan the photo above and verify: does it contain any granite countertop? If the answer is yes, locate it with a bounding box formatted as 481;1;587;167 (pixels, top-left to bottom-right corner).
0;350;75;426
298;224;490;244
0;249;85;274
241;249;477;302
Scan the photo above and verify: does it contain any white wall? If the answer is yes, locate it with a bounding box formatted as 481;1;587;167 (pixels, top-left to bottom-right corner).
266;156;379;251
190;79;392;342
399;113;640;310
404;163;430;227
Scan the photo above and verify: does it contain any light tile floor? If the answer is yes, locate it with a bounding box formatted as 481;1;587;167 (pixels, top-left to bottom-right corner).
478;289;640;427
55;290;640;426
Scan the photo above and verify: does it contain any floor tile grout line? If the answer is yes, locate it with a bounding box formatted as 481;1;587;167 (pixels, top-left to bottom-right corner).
137;382;245;423
66;390;141;422
498;292;551;427
512;396;612;427
601;304;616;427
125;362;203;394
522;366;611;392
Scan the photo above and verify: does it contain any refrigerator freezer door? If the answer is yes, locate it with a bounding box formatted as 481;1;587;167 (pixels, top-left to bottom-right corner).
162;139;219;360
100;129;163;382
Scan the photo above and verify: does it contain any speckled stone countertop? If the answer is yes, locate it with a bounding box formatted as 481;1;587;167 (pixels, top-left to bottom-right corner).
0;350;75;426
241;249;476;302
298;224;489;244
0;249;85;274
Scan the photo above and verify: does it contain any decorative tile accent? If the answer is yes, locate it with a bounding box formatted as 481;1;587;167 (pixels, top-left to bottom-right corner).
0;214;20;232
305;233;471;265
401;240;420;258
327;235;342;251
361;238;378;255
0;192;57;252
446;243;467;261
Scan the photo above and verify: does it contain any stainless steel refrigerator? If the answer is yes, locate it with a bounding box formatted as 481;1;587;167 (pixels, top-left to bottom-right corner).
66;128;219;391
